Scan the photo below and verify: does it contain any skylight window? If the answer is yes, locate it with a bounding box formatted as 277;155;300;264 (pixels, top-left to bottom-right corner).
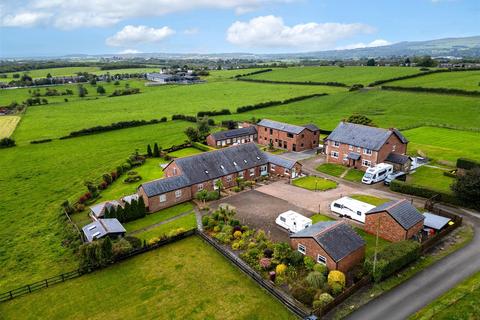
92;232;101;238
205;170;209;174
220;165;225;170
88;225;97;231
244;160;247;163
256;156;261;160
233;161;237;166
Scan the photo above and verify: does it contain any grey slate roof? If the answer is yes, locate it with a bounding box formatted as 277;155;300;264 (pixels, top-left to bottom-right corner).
347;152;361;160
90;200;122;218
326;122;408;151
266;153;297;170
366;199;425;230
141;175;190;197
257;119;307;134
210;126;257;141
291;221;365;262
385;153;411;165
82;218;126;242
423;212;451;230
304;124;320;132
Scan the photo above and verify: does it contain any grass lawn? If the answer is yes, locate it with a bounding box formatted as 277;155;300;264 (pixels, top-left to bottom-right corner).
410;271;480;319
350;194;390;206
343;168;365;182
124;202;194;233
311;213;335;223
316;163;347;177
404;127;480;164
407;166;455;194
167;147;204;158
134;213;197;241
292;176;337;191
0;237;296;320
245;66;423;86
0;115;21;138
389;70;480;91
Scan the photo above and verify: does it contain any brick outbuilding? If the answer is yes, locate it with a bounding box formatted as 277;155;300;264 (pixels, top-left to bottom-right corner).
290;221;365;274
364;199;425;242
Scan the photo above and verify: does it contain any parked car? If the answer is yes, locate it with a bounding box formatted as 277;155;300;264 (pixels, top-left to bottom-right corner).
384;171;407;185
330;196;375;223
275;210;312;233
362;163;394;184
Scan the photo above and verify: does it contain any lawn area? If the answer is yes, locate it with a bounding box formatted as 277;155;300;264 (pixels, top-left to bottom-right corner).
167;147;204;158
411;271;480;320
0;115;20;138
292;176;337;191
343;168;365;183
389;70;480;91
244;66;423;86
403;126;480;164
316;163;347;177
0;237;296;320
407;166;455;194
124;202;194;233
134;213;197;241
311;213;335;223
350;194;390;206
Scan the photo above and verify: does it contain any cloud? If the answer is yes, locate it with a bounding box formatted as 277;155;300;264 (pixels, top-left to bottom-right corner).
226;15;374;50
1;12;51;27
184;27;199;35
106;25;175;47
118;49;142;54
1;0;295;29
337;39;392;50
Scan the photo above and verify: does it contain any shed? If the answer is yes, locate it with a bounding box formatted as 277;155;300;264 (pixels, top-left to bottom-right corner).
423;212;451;231
82;218;126;242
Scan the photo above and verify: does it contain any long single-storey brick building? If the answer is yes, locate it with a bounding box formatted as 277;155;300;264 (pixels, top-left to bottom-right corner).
257;119;320;152
138;143;301;212
290;221;365;273
206;126;257;148
364;199;425;242
324;121;408;171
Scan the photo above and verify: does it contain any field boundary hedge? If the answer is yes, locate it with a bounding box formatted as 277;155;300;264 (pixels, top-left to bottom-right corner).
398;123;480;132
381;85;480;97
389;180;462;206
237;78;348;87
236;93;328;113
233;69;273;78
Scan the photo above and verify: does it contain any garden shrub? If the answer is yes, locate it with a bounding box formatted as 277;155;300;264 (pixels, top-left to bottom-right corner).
112;238;133;259
124;175;141;183
201;215;210;227
289;250;305;266
248;242;257;249
260;257;272;269
328;270;346;288
147;237;160;246
276;263;287;275
313;263;328;276
329;282;344;296
237;239;246;250
313;293;334;310
231;242;240;250
255;230;267;242
291;284;316;306
0;137;16;148
457;158;480;170
124;236;142;249
229;219;240;227
264;248;273;258
272;242;292;264
167;227;186;237
389;180;461;206
306;271;326;289
233;230;242;239
213;226;221;233
303;256;316;271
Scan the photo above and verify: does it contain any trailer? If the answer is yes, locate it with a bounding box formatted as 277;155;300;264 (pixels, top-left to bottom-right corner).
330;196;375;223
275;210;312;233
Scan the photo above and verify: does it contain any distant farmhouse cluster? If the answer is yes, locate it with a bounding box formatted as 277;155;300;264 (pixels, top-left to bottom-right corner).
145;71;202;85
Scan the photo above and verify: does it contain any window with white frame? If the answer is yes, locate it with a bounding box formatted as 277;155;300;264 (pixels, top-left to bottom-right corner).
349;145;353;151
333;141;340;147
392;144;397;152
362;159;371;167
249;168;255;176
226;175;232;182
197;183;204;190
317;254;327;265
175;190;182;198
173;167;177;175
159;194;167;202
238;171;244;178
270;164;276;171
227;139;231;144
330;151;339;158
343;154;348;161
357;147;361;152
260;165;268;172
363;148;372;155
297;244;306;254
216;141;221;146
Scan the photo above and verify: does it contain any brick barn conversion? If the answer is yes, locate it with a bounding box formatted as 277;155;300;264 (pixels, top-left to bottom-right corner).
364;199;425;242
138;143;301;213
324;121;409;171
290;221;365;274
206;126;257;148
257;119;320;152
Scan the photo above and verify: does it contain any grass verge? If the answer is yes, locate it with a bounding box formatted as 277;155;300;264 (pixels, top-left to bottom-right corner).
316;163;346;177
292;176;337;191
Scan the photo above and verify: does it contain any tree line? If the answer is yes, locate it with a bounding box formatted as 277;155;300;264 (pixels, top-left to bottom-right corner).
103;198;147;223
381;85;480;97
237;78;348;87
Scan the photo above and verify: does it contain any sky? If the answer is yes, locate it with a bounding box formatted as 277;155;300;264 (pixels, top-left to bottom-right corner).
0;0;478;57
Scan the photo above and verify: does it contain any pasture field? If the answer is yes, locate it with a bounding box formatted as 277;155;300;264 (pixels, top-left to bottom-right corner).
167;147;204;158
0;121;189;290
0;237;296;320
403;127;480;164
244;66;424;86
1;66;161;79
0;115;20;138
134;213;197;241
388;70;480;91
407;166;455;194
9;80;340;143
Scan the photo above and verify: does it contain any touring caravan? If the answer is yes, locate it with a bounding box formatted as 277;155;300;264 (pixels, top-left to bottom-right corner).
275;210;312;233
362;163;394;184
330;197;375;223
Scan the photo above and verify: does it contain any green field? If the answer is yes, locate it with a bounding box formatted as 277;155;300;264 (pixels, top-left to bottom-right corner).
407;166;455;194
389;70;480;91
343;168;365;182
134;213;197;241
0;115;21;138
350;195;390;206
0;237;296;320
167;147;204;158
292;176;337;191
316;163;347;177
244;66;423;86
1;66;161;79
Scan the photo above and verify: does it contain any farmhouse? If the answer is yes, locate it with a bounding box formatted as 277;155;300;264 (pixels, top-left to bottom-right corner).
290;221;365;273
82;218;126;243
325;121;408;171
257;119;320;152
89;200;122;220
146;73;200;84
138;143;301;212
206;126;257;148
364;199;425;242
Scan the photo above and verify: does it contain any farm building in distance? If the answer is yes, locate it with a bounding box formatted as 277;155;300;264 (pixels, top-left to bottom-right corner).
138;143;301;212
206;126;257;148
257;119;320;152
146;72;202;85
324;121;409;171
290;220;365;273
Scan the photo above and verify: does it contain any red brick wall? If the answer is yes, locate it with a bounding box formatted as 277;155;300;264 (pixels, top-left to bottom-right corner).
365;211;409;242
406;219;424;239
163;162;181;178
336;246;366;274
138;186;192;213
206;135;216;148
257;125;319;152
206;133;258;148
376;133;408;163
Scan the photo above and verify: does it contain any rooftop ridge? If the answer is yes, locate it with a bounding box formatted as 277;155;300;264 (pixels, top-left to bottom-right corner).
314;220;343;237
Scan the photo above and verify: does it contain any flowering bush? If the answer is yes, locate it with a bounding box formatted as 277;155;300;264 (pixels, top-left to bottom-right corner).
313;293;334;310
327;270;346;288
276;263;287;275
233;230;242;239
260;257;272;269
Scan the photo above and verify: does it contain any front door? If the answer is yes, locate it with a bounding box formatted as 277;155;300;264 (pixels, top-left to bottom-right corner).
293;144;296;152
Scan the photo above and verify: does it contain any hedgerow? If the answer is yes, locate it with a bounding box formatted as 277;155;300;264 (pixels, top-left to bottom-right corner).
237;78;348;87
381;85;480;97
236;93;328;113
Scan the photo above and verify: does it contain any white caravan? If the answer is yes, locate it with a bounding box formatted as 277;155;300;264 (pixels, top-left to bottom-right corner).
330;197;375;223
362;163;394;184
275;210;312;233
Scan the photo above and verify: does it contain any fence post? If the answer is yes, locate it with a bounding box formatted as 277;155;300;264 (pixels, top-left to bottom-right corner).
45;279;48;288
9;291;13;299
27;285;31;293
61;274;65;282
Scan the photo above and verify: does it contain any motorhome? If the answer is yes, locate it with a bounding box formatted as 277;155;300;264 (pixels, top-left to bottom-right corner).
362;163;393;184
330;197;375;223
275;210;312;233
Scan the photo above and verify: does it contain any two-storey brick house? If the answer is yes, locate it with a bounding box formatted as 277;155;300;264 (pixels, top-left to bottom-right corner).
324;121;408;171
257;119;320;152
138;143;301;213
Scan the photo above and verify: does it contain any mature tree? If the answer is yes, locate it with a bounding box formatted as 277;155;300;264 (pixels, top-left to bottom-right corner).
416;55;436;67
101;237;113;263
451;168;480;209
90;78;97;85
137;196;146;218
197;116;211;138
46;72;52;78
404;57;411;65
346;114;375;127
184;127;201;142
78;85;88;97
147;144;153;157
96;85;106;95
153;143;161;157
366;58;376;66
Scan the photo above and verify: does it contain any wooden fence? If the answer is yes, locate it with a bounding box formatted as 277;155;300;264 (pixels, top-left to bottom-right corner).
421;204;463;252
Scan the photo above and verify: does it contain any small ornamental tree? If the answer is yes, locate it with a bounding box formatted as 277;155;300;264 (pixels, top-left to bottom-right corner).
147;144;153;157
153;143;161;157
327;270;346;289
215;179;223;197
96;85;106;95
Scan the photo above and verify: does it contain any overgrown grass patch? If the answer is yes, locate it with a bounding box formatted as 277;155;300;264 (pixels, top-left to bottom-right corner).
292;176;337;191
316;163;347;177
134;213;197;241
0;115;21;138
